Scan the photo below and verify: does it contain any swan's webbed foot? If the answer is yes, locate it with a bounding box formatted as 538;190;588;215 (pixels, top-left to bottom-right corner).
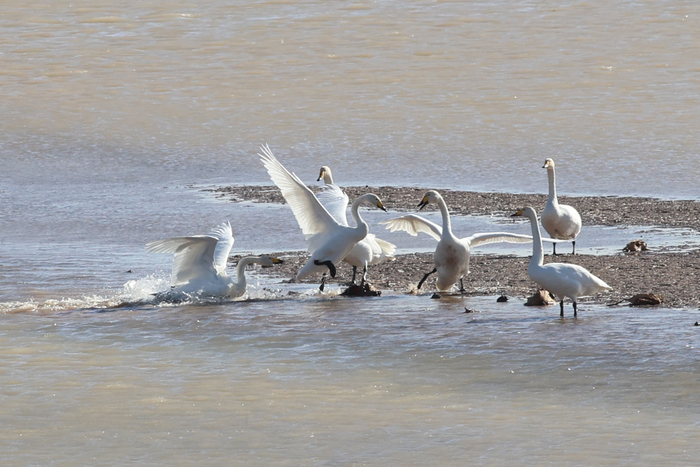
560;300;565;317
319;273;327;292
314;259;336;278
417;268;437;290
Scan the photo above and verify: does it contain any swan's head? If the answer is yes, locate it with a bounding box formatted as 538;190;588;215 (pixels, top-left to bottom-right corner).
542;158;555;170
358;193;387;212
258;256;285;268
511;207;538;220
418;190;441;210
317;166;333;184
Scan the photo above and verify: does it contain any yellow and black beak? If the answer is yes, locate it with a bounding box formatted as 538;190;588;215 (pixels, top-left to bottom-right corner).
511;209;525;217
418;195;429;210
271;257;284;264
317;168;325;182
377;200;387;212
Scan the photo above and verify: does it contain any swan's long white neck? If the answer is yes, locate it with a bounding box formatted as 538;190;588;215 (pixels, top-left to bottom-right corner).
233;257;259;292
436;194;453;238
547;166;558;205
524;208;544;267
349;195;370;237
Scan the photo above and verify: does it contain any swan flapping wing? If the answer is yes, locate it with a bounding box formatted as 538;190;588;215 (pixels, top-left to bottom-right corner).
365;234;397;263
464;232;536;248
146;235;220;286
380;214;442;241
258;144;339;238
316;183;349;226
208;221;234;273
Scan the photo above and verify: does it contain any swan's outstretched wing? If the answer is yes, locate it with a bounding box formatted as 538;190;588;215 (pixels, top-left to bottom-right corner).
380;214;442;241
365;234;397;263
371;235;397;258
316;184;349;226
464;232;535;248
258;144;338;237
209;221;234;273
146;235;219;285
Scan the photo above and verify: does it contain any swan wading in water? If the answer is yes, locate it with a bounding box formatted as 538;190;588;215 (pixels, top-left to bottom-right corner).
512;207;611;317
541;158;582;255
258;145;388;291
316;165;396;285
381;190;544;294
146;221;283;299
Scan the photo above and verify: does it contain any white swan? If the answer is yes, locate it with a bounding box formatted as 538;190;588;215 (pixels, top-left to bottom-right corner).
316;165;396;285
541;158;582;255
146;221;283;299
380;190;541;293
258;145;388;290
512;207;611;317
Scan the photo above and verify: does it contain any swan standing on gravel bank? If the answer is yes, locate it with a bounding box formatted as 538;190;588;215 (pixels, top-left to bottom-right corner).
513;207;611;317
381;190;542;294
541;158;582;255
146;221;283;299
316;165;396;285
258;145;388;291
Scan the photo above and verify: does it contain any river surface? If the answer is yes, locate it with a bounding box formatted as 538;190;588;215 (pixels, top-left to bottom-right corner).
1;1;699;465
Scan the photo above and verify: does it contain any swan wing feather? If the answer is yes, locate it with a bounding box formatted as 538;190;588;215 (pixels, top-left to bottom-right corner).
380;214;442;241
209;221;234;273
258;144;338;237
316;184;349;226
146;235;219;285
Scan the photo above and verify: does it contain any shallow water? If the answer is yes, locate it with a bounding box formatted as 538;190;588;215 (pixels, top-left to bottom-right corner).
2;296;699;465
2;0;700;464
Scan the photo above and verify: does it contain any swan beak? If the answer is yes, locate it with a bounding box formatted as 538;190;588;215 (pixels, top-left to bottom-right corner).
271;257;284;264
377;200;387;212
418;196;429;210
511;209;525;217
543;159;553;169
317;168;325;182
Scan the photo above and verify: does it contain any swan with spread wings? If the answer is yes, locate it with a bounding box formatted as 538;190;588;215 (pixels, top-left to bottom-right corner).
382;190;548;293
146;221;282;299
258;145;388;291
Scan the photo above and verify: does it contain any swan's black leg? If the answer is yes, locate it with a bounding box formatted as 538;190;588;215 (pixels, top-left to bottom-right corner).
552;242;558;256
417;268;437;290
319;273;327;292
351;266;358;285
572;241;576;255
560;300;565;317
360;265;368;287
314;259;336;278
573;302;578;317
459;278;466;295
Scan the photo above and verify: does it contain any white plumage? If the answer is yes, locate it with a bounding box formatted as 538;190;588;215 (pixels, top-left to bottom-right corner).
381;190;542;293
513;207;611;317
258;145;387;289
146;221;282;299
316;165;396;284
541;158;582;255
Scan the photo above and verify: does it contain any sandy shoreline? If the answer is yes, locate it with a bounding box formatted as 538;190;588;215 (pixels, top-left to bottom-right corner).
212;185;700;309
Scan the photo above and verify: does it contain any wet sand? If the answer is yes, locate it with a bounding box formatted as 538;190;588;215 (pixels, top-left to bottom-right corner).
212;185;700;309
